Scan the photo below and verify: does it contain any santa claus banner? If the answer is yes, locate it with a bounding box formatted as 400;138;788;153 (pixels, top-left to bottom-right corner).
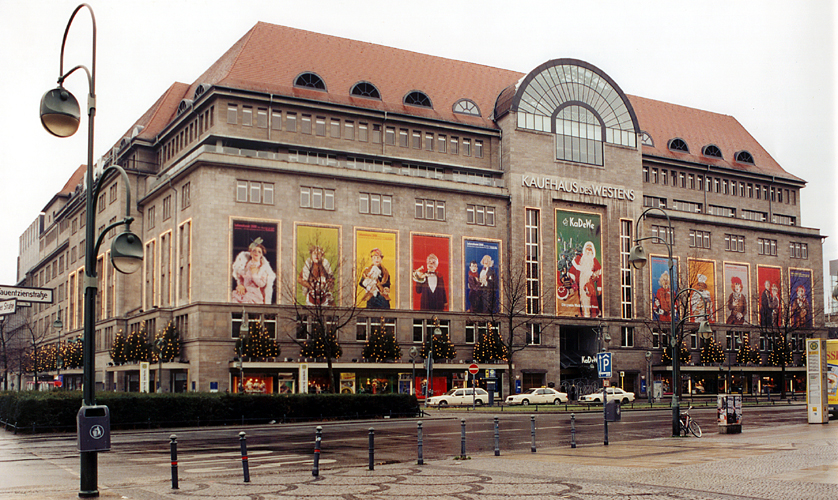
555;209;603;318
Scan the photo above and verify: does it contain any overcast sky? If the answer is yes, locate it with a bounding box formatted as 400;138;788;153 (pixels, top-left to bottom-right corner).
0;0;835;302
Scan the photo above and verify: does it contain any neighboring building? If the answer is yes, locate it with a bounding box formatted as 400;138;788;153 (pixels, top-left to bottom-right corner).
10;23;826;397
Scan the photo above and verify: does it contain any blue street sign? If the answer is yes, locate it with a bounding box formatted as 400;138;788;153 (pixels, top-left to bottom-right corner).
597;352;612;378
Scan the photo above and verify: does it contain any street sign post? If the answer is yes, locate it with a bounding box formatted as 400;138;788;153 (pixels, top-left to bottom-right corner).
0;285;53;304
597;352;612;378
0;298;17;316
468;364;479;408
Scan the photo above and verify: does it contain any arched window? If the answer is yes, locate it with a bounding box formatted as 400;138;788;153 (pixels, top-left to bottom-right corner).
555;105;604;166
735;151;754;164
702;145;723;158
453;99;480;116
351;82;380;99
294;72;326;90
640;131;654;147
404;91;432;108
668;138;689;153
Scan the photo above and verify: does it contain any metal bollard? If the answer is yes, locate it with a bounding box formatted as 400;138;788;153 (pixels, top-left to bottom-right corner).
368;427;375;471
169;434;179;490
530;415;536;453
312;426;322;477
460;418;467;459
493;417;500;456
239;432;250;483
417;421;424;465
571;413;576;449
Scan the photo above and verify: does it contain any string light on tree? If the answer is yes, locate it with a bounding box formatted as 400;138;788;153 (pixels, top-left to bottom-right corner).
363;317;401;362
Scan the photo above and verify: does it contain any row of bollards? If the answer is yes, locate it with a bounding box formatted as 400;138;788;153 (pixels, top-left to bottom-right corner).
166;414;586;488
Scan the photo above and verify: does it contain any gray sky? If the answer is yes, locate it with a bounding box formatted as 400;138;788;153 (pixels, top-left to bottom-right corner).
1;0;835;302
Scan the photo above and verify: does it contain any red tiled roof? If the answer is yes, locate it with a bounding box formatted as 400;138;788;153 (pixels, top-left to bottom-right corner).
629;95;801;182
59;164;86;195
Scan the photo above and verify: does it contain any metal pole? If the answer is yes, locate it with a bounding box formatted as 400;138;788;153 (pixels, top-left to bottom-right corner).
460;418;466;459
669;239;680;438
603;380;609;446
570;413;576;448
312;426;322;477
169;434;178;489
417;421;424;465
493;417;500;456
368;428;374;471
239;432;250;483
530;414;536;453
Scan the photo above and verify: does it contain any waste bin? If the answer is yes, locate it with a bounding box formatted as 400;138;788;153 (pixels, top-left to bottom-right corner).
605;399;621;422
717;394;742;434
77;405;111;452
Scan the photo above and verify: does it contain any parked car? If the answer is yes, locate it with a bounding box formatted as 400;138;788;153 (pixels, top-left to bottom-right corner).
505;387;568;406
580;387;635;404
427;387;489;407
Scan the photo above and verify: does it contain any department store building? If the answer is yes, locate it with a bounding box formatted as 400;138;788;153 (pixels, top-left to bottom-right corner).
12;22;825;398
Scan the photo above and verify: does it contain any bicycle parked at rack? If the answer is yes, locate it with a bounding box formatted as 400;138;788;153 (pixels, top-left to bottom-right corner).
679;405;702;437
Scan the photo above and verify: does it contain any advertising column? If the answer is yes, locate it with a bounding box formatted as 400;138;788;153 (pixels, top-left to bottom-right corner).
805;339;828;424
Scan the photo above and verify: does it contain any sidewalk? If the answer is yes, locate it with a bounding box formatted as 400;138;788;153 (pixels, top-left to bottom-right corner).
4;422;837;500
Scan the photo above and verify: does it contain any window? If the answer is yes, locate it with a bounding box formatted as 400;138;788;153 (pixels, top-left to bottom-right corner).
465;321;499;344
162;195;172;221
689;229;711;249
109;183;118;204
356;317;395;342
271;110;281;130
643;196;666;209
772;214;795;226
462;138;471;156
399;129;409;147
147;206;156;230
344;120;354;140
466;205;495;226
758;238;777;256
673;199;702;214
620;219;633;319
555;105;603;166
351;82;380;99
735;151;754;164
301;114;312;134
359;193;392;216
295;72;325;90
358;122;368;142
242;106;253;126
453;99;480;116
424;133;434;151
662;169;668;185
742;210;767;222
233;313;277;339
651;168;658;184
703;144;722;158
181;182;191;209
789;242;808;259
621;326;634;347
668;138;689;152
679;172;686;188
643;166;650;183
412;130;421;149
651;225;674;245
475;140;483;158
371;124;381;144
226;104;237;124
300;186;335;210
236;180;274;205
724;234;745;253
413;318;449;343
437;134;447;153
526;323;542;345
404;91;431;108
315;116;326;136
286;112;297;132
330;119;341;138
708;205;735;218
415;198;445;221
525;208;540;314
98;193;106;212
450;136;459;155
385;126;395;145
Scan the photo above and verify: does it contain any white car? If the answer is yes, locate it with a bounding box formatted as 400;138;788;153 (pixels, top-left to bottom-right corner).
505;387;568;406
427;387;489;407
580;387;635;404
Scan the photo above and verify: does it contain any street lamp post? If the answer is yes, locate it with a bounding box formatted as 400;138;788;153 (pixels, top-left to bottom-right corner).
238;309;249;393
54;308;64;388
41;5;144;497
629;207;712;437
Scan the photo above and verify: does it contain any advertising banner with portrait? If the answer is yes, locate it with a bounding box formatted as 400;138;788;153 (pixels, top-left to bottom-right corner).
788;268;813;328
356;229;398;310
555;209;603;318
230;219;278;304
723;262;750;325
650;255;679;322
295;224;340;306
756;266;783;328
687;259;716;323
411;233;451;311
463;238;501;314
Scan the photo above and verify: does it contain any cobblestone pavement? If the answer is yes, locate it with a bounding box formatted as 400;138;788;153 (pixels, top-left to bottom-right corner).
2;422;836;499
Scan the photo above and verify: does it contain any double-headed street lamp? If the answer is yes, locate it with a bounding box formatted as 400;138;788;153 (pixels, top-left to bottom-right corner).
629;207;712;437
41;4;143;497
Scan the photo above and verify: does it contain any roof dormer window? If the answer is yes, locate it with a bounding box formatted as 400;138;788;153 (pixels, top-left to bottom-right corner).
294;72;326;90
640;131;654;147
404;91;432;108
453;99;480;116
668;138;689;153
351;82;380;99
735;151;754;164
702;144;723;158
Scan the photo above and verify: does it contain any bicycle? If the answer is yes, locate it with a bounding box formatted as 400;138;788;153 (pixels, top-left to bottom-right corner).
679;405;702;437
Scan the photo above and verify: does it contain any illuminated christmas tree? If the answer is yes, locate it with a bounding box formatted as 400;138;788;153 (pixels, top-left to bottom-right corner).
421;317;456;361
239;321;280;360
125;323;150;362
767;340;793;366
150;322;182;362
472;322;508;362
661;340;690;365
736;333;761;365
300;323;342;360
63;338;84;369
363;317;402;362
110;330;128;365
700;337;725;364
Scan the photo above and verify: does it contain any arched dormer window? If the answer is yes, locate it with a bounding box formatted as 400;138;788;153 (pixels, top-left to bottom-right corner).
453;99;480;116
640;131;654;147
404;91;432;108
351;82;380;99
294;72;326;91
177;99;193;117
193;83;211;101
702;144;723;158
668;138;689;153
735;150;754;164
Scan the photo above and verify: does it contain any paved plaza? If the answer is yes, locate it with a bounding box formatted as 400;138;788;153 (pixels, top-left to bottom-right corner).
2;421;836;499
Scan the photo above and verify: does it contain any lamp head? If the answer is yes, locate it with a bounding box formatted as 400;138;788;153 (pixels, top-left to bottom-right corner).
697;320;713;339
40;86;81;137
628;244;648;269
110;230;144;274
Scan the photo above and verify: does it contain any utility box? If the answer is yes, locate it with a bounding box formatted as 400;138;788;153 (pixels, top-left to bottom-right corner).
717;394;742;434
77;405;110;452
605;399;621;422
